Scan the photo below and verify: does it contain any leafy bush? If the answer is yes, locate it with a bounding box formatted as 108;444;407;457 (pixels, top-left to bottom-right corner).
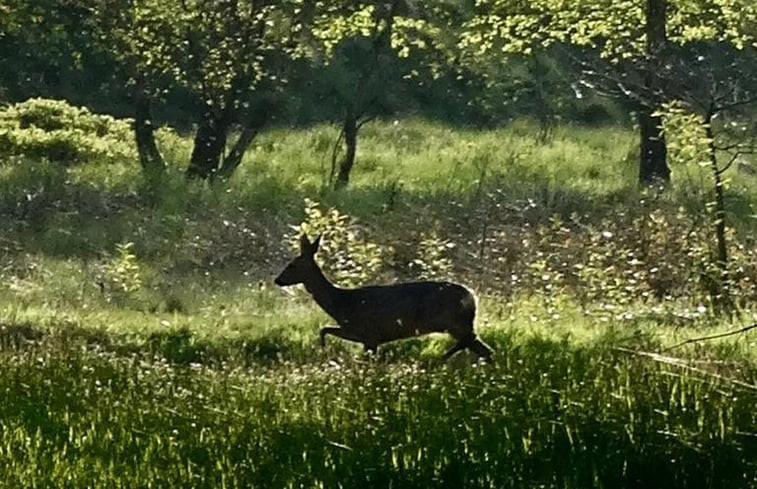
0;98;135;165
410;227;454;280
473;201;757;322
288;198;388;287
97;242;142;304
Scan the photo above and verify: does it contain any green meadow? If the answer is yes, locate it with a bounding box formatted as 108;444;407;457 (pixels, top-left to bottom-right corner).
1;118;756;488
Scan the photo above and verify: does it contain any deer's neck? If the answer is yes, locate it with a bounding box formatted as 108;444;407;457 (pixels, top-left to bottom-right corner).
304;266;341;316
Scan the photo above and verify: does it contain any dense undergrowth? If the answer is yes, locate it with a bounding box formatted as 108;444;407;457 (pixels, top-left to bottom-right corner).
1;102;756;487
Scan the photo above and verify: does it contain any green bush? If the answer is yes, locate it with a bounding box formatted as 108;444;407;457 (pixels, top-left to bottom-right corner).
288;198;389;287
411;227;454;280
0;98;135;165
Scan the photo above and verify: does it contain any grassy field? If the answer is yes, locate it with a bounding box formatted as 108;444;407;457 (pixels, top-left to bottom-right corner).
1;118;756;487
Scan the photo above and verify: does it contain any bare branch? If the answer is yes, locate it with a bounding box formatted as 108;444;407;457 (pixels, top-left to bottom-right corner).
662;323;757;352
356;113;377;129
614;347;757;392
715;153;740;175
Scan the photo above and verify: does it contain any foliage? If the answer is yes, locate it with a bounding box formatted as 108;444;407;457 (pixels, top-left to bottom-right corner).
303;1;466;187
288;198;387;287
0;0;116;107
659;101;713;169
498;206;757;321
90;0;311;178
411;227;454;280
657;98;757;312
0;157;66;223
462;0;757;59
309;2;451;61
461;0;757;184
0;98;135;165
100;241;142;296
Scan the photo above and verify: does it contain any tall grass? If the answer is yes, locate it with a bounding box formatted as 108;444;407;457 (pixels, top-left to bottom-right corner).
1;118;757;487
0;334;754;488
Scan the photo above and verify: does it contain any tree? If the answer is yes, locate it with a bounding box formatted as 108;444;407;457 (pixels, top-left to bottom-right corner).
175;0;301;180
660;44;757;312
461;0;757;185
94;0;307;180
93;0;172;175
0;0;120;106
308;1;460;188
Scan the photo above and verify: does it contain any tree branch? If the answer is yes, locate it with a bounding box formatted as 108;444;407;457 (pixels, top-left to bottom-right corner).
662;323;757;352
614;347;757;392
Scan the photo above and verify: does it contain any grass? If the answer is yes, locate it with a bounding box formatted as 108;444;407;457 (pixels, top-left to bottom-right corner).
0;331;754;488
1;117;757;487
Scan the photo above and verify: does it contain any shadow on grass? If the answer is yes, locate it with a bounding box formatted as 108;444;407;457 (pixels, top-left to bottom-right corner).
0;315;526;369
0;321;44;348
1;158;644;261
0;318;311;367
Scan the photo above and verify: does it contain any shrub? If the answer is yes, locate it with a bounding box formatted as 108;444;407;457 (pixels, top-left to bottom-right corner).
288;198;389;287
0;156;66;222
410;227;454;280
0;98;135;165
97;242;143;304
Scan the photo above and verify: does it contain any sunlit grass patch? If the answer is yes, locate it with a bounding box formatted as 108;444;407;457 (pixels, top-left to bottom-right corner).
2;117;757;487
0;331;754;488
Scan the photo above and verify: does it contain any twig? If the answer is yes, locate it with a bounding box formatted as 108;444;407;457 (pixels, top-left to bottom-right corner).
614;347;757;392
328;125;346;187
663;323;757;352
356;113;377;130
715;153;739;176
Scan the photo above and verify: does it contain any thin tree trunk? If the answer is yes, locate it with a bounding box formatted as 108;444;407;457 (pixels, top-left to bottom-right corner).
335;114;358;189
217;123;262;179
331;2;398;190
704;117;732;312
133;90;165;175
530;53;553;143
638;0;671;185
638;108;670;184
186;113;228;180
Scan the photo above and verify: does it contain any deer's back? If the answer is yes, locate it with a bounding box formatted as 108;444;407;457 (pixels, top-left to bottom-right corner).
331;281;476;343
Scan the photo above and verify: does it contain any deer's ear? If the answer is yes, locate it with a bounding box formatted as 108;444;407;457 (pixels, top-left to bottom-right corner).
299;233;312;254
311;234;322;253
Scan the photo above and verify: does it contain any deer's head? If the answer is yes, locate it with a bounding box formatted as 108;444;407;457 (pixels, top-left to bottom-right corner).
274;234;322;287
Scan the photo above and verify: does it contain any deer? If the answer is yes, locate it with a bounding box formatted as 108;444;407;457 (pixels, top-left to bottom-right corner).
274;234;493;360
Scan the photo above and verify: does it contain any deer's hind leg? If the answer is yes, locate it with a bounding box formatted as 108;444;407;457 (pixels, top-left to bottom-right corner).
443;332;493;361
442;339;468;359
468;336;493;360
319;327;364;348
442;330;475;359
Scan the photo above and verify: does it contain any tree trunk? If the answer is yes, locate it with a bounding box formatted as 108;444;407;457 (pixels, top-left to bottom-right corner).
638;0;671;185
704;117;732;313
216;123;262;179
530;52;554;143
133;90;165;175
638;108;670;184
186;113;228;180
335;114;358;189
645;0;667;52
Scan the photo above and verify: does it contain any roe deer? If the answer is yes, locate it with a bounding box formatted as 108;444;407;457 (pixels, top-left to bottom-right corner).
274;234;493;360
